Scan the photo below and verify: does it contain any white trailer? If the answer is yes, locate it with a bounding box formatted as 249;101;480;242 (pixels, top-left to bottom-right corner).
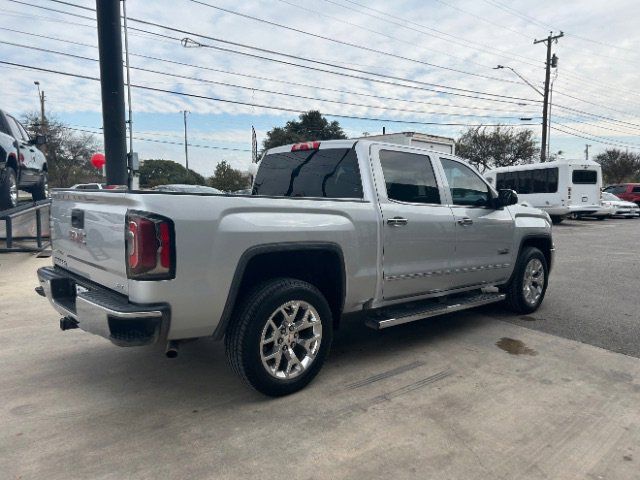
359;132;455;154
484;159;602;224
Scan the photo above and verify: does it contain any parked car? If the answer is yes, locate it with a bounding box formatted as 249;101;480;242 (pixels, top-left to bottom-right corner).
71;183;105;190
601;192;640;218
603;183;640;207
37;139;554;396
152;184;223;194
484;159;602;224
0;108;48;209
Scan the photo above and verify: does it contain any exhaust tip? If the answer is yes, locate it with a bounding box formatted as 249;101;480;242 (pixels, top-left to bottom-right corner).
165;340;179;358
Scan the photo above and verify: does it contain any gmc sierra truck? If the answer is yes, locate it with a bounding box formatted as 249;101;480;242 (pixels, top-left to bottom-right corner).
0;108;48;210
37;140;554;396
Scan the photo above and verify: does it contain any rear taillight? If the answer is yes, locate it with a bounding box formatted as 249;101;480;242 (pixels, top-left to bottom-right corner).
126;212;175;280
567;186;572;200
291;141;320;151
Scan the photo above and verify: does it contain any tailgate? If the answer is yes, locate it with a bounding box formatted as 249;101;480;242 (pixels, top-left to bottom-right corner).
50;190;130;295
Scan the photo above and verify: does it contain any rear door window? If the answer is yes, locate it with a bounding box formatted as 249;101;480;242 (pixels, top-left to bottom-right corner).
379;150;441;204
253;147;363;198
572;170;598;184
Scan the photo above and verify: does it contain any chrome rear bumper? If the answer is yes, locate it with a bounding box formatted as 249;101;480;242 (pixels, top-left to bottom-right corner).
37;266;170;347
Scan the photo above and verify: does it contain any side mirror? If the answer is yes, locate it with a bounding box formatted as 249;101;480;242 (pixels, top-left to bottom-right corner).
32;134;47;146
498;189;518;207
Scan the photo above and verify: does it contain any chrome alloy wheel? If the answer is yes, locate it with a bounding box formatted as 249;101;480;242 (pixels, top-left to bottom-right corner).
260;300;322;380
522;258;545;306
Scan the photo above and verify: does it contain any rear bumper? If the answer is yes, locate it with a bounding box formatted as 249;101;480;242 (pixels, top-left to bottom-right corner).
36;266;170;347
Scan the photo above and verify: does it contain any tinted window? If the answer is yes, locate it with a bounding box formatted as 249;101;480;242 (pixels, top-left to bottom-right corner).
496;167;558;194
572;170;597;184
6;116;25;141
632;186;640;193
379;150;440;204
253;148;362;198
441;158;490;207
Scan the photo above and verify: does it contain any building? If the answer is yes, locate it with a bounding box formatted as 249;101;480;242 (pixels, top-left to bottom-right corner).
358;132;456;154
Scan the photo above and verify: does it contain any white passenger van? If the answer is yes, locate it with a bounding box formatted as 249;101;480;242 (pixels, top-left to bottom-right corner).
484;159;602;224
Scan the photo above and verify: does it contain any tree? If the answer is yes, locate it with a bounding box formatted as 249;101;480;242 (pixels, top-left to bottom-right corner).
262;110;347;151
593;149;640;184
455;125;539;172
139;159;205;188
23;113;103;187
208;161;249;192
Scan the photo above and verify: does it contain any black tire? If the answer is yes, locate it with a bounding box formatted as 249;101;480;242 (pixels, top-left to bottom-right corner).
225;278;333;397
501;247;549;314
32;171;48;201
550;215;563;225
596;217;606;221
0;167;18;210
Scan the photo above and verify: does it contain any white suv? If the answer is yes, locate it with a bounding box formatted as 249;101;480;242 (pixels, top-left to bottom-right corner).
0;109;48;210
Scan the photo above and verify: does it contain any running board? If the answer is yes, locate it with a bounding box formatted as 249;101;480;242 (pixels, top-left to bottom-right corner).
365;292;506;330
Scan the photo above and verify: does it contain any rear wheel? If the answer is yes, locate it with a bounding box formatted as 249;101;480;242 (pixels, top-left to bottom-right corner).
225;278;333;397
32;171;48;201
501;247;549;314
0;167;18;210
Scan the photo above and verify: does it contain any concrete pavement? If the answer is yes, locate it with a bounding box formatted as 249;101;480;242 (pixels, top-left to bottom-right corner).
1;251;639;479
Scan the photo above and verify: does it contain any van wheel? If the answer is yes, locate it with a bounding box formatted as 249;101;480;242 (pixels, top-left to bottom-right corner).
32;171;49;201
225;278;333;397
0;167;18;210
501;247;549;314
550;215;563;224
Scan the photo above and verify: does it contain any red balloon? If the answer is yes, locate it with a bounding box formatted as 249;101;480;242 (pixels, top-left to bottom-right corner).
91;153;106;169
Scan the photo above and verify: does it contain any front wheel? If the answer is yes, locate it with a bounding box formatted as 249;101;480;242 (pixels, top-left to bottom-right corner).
225;278;333;396
501;247;549;314
0;167;18;210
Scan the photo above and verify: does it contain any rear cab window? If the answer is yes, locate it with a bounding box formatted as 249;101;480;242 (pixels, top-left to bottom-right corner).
572;170;598;184
253;147;363;198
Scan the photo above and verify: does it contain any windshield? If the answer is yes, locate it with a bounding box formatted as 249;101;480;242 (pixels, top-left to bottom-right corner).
602;192;620;201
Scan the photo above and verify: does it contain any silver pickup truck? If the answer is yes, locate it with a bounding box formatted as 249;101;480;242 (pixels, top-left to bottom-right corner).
37;139;553;396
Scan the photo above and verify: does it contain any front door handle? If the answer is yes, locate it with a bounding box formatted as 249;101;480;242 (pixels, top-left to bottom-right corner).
457;217;473;226
387;217;408;226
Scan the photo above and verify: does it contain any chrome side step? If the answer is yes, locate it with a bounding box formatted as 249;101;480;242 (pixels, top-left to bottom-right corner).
365;292;506;330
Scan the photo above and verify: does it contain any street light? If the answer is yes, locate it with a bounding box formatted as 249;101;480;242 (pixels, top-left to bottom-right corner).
494;65;543;97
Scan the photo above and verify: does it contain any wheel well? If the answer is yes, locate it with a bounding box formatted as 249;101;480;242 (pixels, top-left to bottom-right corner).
231;247;345;333
520;236;552;268
6;153;17;171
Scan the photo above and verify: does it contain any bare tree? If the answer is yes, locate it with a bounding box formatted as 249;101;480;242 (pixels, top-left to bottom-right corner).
23;112;103;188
455;125;539;172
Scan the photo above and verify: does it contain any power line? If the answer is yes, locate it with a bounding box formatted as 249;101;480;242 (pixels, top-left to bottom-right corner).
0;39;540;121
2;24;542;116
186;0;527;85
551;125;640;151
0;60;541;128
30;0;541;105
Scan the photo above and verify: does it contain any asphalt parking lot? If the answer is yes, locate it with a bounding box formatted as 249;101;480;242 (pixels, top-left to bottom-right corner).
1;217;639;479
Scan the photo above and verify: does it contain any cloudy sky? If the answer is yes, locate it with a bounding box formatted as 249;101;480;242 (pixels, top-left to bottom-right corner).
1;0;639;176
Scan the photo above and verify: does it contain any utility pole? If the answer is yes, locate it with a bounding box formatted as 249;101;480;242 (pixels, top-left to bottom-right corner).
585;144;591;161
183;110;190;173
33;81;46;156
96;0;128;186
534;31;563;162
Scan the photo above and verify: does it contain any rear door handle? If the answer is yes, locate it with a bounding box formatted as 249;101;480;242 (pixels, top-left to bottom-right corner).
387;217;408;226
457;217;473;226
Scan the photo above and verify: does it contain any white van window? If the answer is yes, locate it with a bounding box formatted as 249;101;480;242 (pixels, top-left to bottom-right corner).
496;167;558;193
572;170;597;184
